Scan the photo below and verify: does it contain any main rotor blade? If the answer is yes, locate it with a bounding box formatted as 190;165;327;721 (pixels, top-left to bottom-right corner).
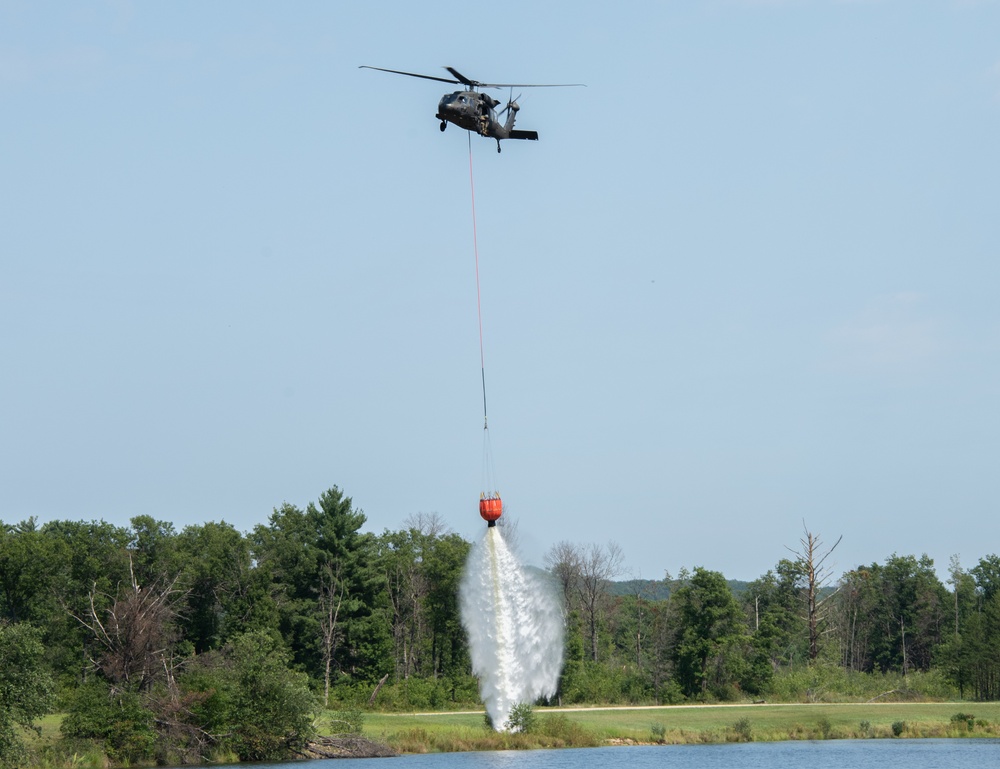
446;64;586;89
359;65;460;85
361;65;586;90
445;67;481;87
475;81;586;89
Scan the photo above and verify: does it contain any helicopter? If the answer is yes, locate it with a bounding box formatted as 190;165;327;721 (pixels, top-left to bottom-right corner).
359;66;583;153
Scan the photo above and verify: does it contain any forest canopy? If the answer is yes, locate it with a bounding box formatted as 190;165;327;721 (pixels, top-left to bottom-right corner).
2;488;1000;764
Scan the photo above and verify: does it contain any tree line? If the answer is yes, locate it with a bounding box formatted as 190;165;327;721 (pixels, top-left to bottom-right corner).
2;487;1000;765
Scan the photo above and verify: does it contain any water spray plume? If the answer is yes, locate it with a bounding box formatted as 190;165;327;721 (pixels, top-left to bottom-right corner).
459;526;564;731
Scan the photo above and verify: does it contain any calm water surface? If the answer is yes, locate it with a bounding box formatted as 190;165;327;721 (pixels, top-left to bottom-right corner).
242;739;1000;769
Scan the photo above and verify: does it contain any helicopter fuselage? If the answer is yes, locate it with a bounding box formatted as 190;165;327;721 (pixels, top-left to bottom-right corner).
434;90;538;152
437;91;503;137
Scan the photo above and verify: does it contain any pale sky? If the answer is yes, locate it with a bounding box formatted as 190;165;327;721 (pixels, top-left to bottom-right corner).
2;1;998;582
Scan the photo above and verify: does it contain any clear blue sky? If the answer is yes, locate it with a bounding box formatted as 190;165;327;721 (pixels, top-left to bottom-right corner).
3;1;998;581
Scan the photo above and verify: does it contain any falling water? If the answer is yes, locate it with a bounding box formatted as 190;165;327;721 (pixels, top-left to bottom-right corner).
459;526;564;731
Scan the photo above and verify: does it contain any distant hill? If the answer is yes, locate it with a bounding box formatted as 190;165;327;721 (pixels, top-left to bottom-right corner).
609;577;752;601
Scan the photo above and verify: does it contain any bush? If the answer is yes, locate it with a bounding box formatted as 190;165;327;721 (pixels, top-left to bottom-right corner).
651;679;684;705
341;675;480;712
765;665;958;703
650;722;666;743
562;661;632;704
891;720;906;737
178;631;317;761
537;714;599;747
0;623;55;768
327;708;365;734
732;717;753;742
61;681;156;765
222;631;317;760
506;703;537;733
951;712;975;731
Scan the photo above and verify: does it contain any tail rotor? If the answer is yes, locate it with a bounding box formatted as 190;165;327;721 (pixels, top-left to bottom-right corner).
499;86;524;118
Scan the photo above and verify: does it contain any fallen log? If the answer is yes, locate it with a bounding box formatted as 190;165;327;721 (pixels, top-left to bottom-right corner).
301;735;398;760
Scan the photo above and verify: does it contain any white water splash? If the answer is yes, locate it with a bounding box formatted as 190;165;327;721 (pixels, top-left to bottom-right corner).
459;526;564;731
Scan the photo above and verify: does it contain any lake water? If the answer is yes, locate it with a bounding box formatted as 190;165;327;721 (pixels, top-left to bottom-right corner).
243;739;1000;769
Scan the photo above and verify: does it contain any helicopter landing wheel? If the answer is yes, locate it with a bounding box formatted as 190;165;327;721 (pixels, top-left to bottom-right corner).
440;121;447;132
496;142;502;154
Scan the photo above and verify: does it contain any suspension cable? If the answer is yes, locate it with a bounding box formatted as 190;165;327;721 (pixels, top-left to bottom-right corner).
469;133;488;430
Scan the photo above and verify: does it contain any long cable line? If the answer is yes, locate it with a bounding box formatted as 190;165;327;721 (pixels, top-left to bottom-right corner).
469;133;488;430
468;134;500;509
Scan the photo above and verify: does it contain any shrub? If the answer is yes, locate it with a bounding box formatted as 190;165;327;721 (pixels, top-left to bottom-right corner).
891;720;906;737
732;717;753;742
0;623;56;768
327;708;365;734
61;681;156;765
951;712;975;731
223;631;317;760
177;631;317;762
538;714;600;747
506;703;537;733
651;722;666;743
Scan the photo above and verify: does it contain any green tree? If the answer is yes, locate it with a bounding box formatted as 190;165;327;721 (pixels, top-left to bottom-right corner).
0;623;56;768
874;554;947;674
0;518;59;624
221;630;317;760
833;554;947;675
175;521;275;652
672;567;761;699
833;564;879;672
252;487;390;695
41;519;132;684
376;528;427;680
373;518;471;696
422;530;471;682
744;559;808;669
61;680;156;765
971;554;1000;602
128;515;180;588
939;555;1000;699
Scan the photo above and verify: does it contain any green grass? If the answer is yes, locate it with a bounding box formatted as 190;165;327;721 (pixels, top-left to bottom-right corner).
362;710;601;752
363;702;1000;751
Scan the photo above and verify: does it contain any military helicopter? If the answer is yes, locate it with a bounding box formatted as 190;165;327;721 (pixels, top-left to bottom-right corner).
359;65;584;153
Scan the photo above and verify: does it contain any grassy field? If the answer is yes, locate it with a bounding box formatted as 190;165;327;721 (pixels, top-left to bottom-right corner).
26;703;1000;764
359;702;1000;752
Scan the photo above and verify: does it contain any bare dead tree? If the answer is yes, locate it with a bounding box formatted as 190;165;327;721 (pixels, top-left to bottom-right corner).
367;673;390;706
786;522;842;661
578;542;625;662
948;554;962;639
402;512;449;538
544;540;583;612
318;557;346;707
632;577;647;670
69;554;185;691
